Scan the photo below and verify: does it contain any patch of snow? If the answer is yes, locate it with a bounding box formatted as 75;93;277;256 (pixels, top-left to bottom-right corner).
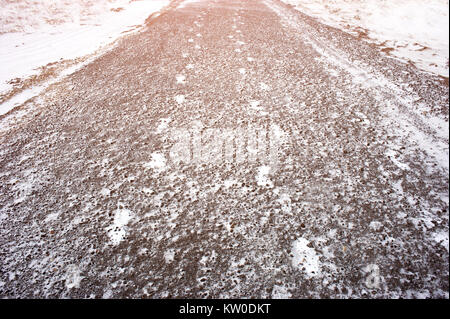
223;179;237;189
100;188;111;196
256;165;273;188
106;208;133;246
102;289;113;299
65;264;83;289
272;285;292;299
432;230;449;252
291;238;321;278
156;118;171;133
259;82;270;90
249;100;261;108
363;264;384;289
277;193;292;214
44;212;59;223
164;249;175;263
177;0;203;9
281;0;449;77
369;221;383;232
270;123;287;141
143;152;167;173
174;94;185;104
176;74;186;84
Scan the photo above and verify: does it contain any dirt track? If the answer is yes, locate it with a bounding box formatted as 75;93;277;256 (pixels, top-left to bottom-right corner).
0;0;448;298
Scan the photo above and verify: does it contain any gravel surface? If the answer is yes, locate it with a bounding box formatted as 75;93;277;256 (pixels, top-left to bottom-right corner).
0;0;448;298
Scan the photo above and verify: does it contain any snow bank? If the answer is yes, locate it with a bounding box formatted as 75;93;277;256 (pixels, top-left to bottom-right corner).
281;0;449;77
177;0;203;9
0;0;169;107
0;0;119;34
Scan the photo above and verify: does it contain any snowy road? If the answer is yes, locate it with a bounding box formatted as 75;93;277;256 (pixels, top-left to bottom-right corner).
0;0;448;298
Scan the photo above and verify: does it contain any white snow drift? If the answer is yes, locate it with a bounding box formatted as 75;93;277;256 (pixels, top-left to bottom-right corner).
281;0;449;77
0;0;169;111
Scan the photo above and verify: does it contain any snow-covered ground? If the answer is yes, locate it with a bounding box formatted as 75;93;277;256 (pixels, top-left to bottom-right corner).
0;0;169;115
281;0;449;77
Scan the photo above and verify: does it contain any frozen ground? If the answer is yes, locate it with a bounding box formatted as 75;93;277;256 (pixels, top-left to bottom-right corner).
0;0;169;115
0;0;448;299
280;0;449;77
